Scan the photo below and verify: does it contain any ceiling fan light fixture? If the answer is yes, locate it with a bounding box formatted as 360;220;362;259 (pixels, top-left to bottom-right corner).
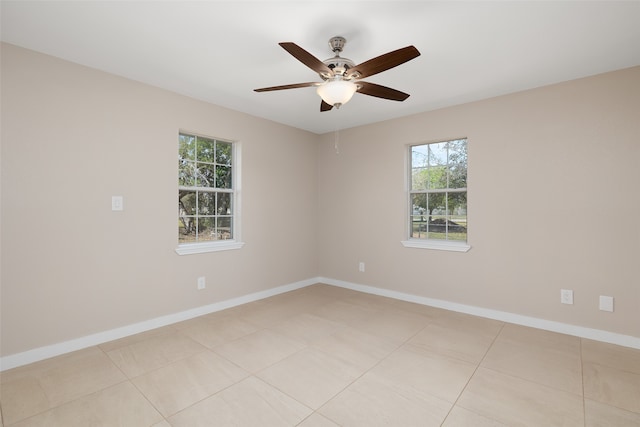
316;79;357;108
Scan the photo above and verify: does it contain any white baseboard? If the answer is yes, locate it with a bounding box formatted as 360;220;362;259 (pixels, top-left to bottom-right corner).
3;276;638;371
319;277;640;350
0;278;316;372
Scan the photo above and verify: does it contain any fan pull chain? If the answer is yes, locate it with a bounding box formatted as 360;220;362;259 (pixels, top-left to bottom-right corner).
334;128;340;155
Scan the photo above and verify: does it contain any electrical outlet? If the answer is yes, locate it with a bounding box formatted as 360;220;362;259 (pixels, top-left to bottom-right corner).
359;262;365;272
599;295;614;312
197;276;206;290
560;289;573;305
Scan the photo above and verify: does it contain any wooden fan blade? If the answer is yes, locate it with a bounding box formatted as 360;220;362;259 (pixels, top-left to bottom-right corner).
346;46;420;79
320;100;333;112
279;42;334;77
254;82;320;92
357;81;410;101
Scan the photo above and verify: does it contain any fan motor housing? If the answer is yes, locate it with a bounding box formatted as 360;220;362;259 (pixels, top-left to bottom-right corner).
318;36;356;79
322;57;355;79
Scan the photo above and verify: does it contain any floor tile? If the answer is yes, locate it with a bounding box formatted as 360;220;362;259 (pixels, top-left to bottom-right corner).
106;332;207;378
274;288;337;312
442;406;509;426
367;344;477;403
310;299;379;325
584;398;640;426
304;283;361;299
319;371;452;427
408;314;503;364
167;376;312;427
582;338;640;374
583;361;640;413
9;382;162;427
132;350;248;417
481;324;582;394
98;325;177;352
297;413;340;427
213;328;305;373
0;347;125;425
311;326;398;372
269;313;345;345
235;296;307;327
347;308;429;345
344;291;401;312
257;347;362;409
178;313;258;349
457;367;584;426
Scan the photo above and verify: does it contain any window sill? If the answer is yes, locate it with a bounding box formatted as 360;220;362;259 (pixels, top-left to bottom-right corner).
176;240;245;255
401;239;471;252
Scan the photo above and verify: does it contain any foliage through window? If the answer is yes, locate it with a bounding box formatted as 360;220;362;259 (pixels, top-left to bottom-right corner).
409;139;467;242
178;132;234;244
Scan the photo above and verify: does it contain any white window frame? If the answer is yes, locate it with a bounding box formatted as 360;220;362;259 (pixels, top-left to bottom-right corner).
176;132;244;255
401;138;470;252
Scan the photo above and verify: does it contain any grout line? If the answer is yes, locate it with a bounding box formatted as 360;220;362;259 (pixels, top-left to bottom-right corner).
439;321;506;426
580;337;586;427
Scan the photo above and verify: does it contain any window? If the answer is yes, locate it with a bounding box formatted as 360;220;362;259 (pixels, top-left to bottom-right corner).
177;132;243;255
402;138;470;252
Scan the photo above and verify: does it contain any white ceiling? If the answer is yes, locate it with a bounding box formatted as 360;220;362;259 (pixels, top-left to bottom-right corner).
2;1;639;134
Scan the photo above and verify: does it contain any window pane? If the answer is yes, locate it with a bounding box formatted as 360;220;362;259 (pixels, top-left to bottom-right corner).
448;192;467;216
448;192;467;241
448;139;468;189
179;191;196;215
412;193;426;214
178;216;196;242
411;145;428;168
427;192;446;214
429;165;448;189
217;192;232;215
178;159;196;187
428;142;447;167
197;164;216;187
411;193;427;239
197;217;216;241
411;216;428;239
216;142;232;166
411;167;427;190
428;214;448;239
217;217;233;240
197;192;216;215
196;136;216;163
179;134;196;161
216;165;232;189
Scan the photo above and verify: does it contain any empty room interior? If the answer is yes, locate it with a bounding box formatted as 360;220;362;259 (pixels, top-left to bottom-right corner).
1;1;639;426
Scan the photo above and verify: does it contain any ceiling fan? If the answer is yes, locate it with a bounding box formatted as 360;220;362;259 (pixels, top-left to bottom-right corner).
254;36;421;111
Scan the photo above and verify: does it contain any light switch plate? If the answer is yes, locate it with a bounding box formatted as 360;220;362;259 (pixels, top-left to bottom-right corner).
111;196;123;211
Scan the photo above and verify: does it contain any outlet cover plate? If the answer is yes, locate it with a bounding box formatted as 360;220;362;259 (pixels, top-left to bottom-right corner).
561;289;573;305
599;295;614;312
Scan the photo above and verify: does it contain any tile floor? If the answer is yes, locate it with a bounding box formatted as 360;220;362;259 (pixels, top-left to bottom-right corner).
1;284;639;426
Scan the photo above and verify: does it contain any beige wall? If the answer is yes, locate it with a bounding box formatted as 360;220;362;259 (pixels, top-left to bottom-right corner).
2;43;639;359
0;44;318;357
317;66;640;339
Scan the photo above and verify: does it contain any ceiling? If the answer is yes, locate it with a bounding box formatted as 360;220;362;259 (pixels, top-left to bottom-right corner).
2;1;639;134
